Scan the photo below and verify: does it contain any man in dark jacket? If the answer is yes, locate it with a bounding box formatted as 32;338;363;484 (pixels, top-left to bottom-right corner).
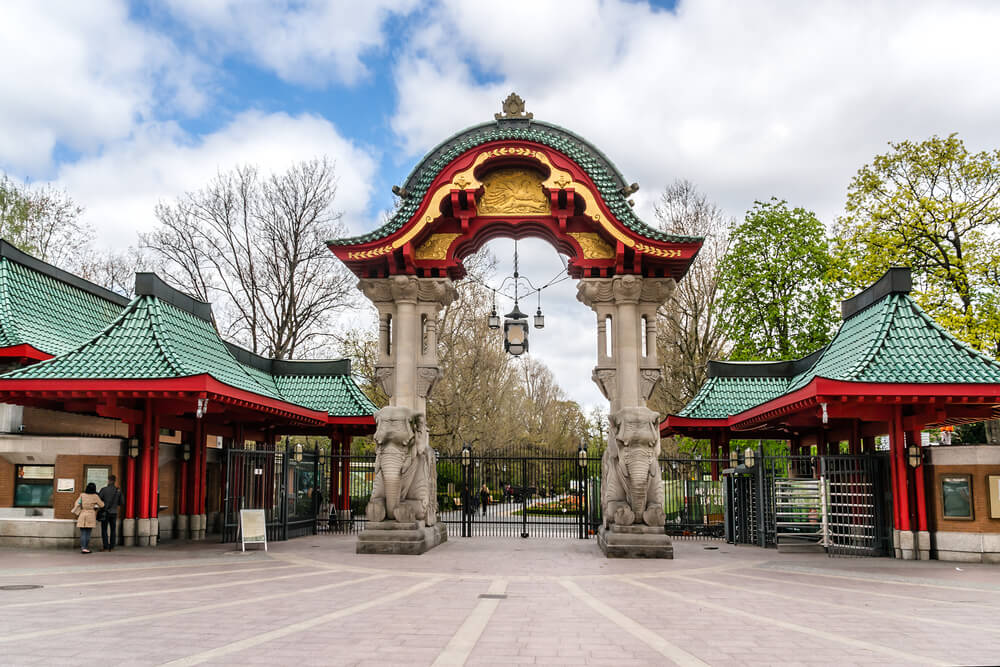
98;475;123;551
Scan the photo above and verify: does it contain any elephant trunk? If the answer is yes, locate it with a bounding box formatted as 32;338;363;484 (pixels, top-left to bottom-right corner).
626;449;652;515
379;446;406;519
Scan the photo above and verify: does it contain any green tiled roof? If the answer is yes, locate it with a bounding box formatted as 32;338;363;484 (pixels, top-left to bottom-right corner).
0;242;127;356
329;119;702;247
276;374;376;417
2;295;285;399
677;269;1000;421
678;376;790;419
0;270;375;419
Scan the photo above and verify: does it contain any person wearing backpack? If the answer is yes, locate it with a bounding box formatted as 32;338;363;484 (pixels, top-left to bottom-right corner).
98;475;123;551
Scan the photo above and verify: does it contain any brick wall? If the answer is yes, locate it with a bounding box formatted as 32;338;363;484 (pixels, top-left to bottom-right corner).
0;456;12;506
52;455;121;519
926;464;1000;533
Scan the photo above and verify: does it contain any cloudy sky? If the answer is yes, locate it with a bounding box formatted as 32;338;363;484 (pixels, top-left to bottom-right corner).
3;0;1000;412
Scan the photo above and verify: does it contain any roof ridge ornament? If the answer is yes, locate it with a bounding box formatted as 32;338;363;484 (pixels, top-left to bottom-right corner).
495;92;533;120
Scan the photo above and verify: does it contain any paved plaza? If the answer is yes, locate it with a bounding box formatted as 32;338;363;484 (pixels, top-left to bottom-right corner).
0;537;997;666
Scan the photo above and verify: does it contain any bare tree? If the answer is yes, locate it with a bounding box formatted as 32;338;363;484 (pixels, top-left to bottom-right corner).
0;174;93;268
74;246;148;297
650;180;732;416
143;158;354;358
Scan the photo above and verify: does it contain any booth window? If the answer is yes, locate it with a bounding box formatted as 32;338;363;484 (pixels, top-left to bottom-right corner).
941;474;973;520
14;464;54;507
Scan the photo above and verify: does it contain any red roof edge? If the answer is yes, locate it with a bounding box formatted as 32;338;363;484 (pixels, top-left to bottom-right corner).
0;344;54;362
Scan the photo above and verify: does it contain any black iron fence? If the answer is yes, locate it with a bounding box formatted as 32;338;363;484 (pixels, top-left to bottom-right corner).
223;444;889;557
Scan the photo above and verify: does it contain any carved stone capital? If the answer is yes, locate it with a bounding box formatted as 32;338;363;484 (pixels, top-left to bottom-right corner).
358;276;458;308
612;274;643;305
592;367;617;402
375;365;395;397
577;279;615;309
415;366;442;399
638;278;676;306
639;367;662;401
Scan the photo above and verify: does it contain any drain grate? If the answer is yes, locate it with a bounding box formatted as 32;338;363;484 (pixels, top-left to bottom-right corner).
703;546;719;550
478;593;507;599
1;584;43;591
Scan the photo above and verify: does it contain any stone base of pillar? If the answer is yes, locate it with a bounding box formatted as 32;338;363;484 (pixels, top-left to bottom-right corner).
598;524;673;559
135;518;151;547
356;521;447;555
917;530;931;560
122;518;136;546
194;513;207;540
898;528;916;560
176;514;190;540
149;518;159;547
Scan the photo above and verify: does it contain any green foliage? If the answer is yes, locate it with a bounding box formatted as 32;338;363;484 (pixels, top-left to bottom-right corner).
717;198;839;361
835;133;1000;356
0;174;90;267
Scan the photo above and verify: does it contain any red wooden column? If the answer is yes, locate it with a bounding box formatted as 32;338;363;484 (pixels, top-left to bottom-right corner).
709;431;720;481
339;431;351;513
890;406;910;533
328;427;340;511
125;423;137;521
179;449;189;519
849;420;861;455
908;428;928;534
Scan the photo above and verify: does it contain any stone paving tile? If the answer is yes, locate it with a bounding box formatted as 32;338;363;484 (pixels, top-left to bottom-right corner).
1;537;1000;665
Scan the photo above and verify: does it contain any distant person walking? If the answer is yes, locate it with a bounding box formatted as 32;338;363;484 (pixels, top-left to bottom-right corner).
480;484;490;516
98;475;123;551
72;483;104;554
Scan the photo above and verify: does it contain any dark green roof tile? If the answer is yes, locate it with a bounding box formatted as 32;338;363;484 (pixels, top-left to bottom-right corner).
329;120;701;248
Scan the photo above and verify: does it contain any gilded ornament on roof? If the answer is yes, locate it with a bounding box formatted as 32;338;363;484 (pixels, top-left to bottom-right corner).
478;168;550;216
495;92;533;120
414;233;461;261
568;233;615;260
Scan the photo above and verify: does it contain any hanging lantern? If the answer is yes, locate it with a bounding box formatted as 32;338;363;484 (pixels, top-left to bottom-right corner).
534;307;544;329
504;304;529;356
294;443;303;462
488;308;501;330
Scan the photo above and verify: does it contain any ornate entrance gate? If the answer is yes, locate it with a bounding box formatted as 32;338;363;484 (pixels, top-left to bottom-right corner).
326;95;703;555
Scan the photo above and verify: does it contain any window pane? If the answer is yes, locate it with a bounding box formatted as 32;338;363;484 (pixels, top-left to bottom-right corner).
15;483;53;507
942;477;972;518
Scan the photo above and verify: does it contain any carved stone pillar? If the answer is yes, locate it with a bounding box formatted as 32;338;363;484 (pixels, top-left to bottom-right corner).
356;276;457;555
578;275;677;559
577;275;674;412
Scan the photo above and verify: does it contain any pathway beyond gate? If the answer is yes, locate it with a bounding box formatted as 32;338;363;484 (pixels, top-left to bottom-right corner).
0;537;996;666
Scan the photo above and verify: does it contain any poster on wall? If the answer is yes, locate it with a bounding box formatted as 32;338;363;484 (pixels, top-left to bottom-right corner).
85;466;110;489
56;478;74;493
988;475;1000;520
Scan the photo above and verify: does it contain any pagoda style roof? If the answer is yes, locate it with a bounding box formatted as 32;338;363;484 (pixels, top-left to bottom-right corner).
0;271;375;424
329;118;701;249
0;241;128;360
666;268;1000;434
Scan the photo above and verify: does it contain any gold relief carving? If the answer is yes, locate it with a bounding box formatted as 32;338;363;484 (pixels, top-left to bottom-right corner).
633;243;683;258
568;233;615;260
478;168;550;215
414;233;461;260
347;245;394;260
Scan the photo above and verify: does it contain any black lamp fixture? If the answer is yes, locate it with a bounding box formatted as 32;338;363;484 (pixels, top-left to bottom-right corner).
907;443;923;468
128;438;140;459
577;445;588;468
294;443;304;462
461;444;471;467
181;442;191;462
487;239;547;355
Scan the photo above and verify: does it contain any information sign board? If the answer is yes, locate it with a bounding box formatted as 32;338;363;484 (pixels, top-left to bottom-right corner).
239;509;268;552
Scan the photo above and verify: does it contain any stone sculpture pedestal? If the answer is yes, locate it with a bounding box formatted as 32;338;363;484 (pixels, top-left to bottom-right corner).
598;524;673;559
356;521;447;555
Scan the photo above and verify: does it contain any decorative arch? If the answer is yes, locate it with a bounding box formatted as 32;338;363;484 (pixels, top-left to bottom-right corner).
329;123;702;281
328;97;702;555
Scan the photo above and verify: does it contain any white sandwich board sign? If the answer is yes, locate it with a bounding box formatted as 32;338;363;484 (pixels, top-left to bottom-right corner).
239;509;268;552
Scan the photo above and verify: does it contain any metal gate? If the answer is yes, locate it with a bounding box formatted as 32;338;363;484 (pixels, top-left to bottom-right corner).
439;448;592;539
222;446;323;543
723;452;889;556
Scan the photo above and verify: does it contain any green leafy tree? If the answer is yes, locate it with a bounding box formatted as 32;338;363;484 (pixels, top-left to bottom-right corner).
834;133;1000;357
0;174;92;267
717;198;838;361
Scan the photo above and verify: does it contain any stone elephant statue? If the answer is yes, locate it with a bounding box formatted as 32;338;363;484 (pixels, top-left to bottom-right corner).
366;406;438;525
601;406;665;527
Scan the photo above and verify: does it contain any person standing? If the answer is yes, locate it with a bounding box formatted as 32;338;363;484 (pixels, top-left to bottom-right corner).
480;484;490;517
72;483;104;554
98;475;123;551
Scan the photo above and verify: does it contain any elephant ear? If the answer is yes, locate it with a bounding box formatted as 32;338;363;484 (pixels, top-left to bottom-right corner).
647;412;663;456
607;412;621;459
409;411;426;437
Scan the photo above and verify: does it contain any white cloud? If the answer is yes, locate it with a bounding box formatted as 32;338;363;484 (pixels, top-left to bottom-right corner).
163;0;418;86
54;111;378;250
0;0;207;175
385;0;1000;409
